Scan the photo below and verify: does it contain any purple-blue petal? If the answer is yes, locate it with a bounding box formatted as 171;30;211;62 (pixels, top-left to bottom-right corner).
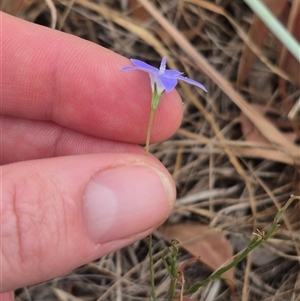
164;69;183;77
121;66;141;72
158;75;178;92
121;57;207;93
121;65;158;77
175;75;207;92
130;59;159;74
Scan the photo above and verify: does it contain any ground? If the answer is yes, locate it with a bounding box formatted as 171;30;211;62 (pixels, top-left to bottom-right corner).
6;0;300;300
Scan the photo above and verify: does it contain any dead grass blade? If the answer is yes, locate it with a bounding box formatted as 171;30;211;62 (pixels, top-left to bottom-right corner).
137;0;300;165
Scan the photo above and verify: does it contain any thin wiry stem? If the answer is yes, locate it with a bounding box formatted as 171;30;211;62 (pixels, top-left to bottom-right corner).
145;108;155;155
184;195;300;296
148;234;156;301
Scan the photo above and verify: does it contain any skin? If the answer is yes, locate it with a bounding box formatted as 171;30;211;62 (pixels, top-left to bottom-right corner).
1;12;183;300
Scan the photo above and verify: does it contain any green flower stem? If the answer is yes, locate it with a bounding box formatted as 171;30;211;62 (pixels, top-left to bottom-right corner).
148;234;157;301
243;0;300;62
145;91;162;155
146;108;155;155
146;90;163;297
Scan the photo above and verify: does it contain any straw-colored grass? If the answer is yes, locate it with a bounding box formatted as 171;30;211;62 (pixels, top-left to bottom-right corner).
5;0;299;300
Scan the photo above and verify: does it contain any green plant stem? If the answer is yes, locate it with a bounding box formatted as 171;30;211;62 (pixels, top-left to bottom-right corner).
162;240;180;300
145;108;155;155
184;195;300;295
243;0;300;62
168;278;177;301
183;235;263;295
148;234;156;301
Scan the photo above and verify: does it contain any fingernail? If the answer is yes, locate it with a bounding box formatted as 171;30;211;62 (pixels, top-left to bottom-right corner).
82;165;175;242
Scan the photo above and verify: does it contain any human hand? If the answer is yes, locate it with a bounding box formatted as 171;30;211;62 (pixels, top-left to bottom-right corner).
1;12;183;300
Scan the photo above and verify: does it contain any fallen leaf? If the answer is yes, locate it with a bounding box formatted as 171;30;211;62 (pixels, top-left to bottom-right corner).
159;223;234;288
239;104;296;144
278;0;300;98
129;0;151;22
237;0;289;88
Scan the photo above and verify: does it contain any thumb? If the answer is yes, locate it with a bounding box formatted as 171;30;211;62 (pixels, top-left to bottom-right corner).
1;154;176;292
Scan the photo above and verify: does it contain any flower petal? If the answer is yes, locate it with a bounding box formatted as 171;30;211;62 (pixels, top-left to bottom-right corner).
149;74;165;94
121;66;142;72
130;59;159;74
175;75;207;92
164;69;183;77
121;57;207;94
158;75;178;93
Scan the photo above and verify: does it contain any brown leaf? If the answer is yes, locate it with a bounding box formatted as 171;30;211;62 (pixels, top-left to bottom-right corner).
278;0;300;98
129;0;151;22
239;104;296;144
159;223;234;288
237;0;289;88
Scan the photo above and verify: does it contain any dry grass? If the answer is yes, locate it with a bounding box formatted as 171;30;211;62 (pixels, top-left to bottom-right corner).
4;0;300;300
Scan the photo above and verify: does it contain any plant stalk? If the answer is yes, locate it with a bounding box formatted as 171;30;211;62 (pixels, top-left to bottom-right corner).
148;234;156;301
145;108;155;155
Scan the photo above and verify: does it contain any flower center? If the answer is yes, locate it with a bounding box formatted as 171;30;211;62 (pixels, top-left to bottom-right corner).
159;57;167;75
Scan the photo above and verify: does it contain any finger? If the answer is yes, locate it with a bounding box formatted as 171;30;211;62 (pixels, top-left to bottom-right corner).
1;12;183;143
1;116;145;164
1;154;176;291
0;292;13;301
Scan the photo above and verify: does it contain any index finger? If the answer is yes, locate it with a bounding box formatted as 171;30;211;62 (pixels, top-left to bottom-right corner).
1;13;183;143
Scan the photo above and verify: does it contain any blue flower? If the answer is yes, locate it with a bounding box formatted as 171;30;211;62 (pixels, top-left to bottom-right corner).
121;56;207;155
122;56;207;95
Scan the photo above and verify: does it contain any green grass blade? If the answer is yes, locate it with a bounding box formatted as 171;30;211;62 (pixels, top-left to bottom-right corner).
243;0;300;62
